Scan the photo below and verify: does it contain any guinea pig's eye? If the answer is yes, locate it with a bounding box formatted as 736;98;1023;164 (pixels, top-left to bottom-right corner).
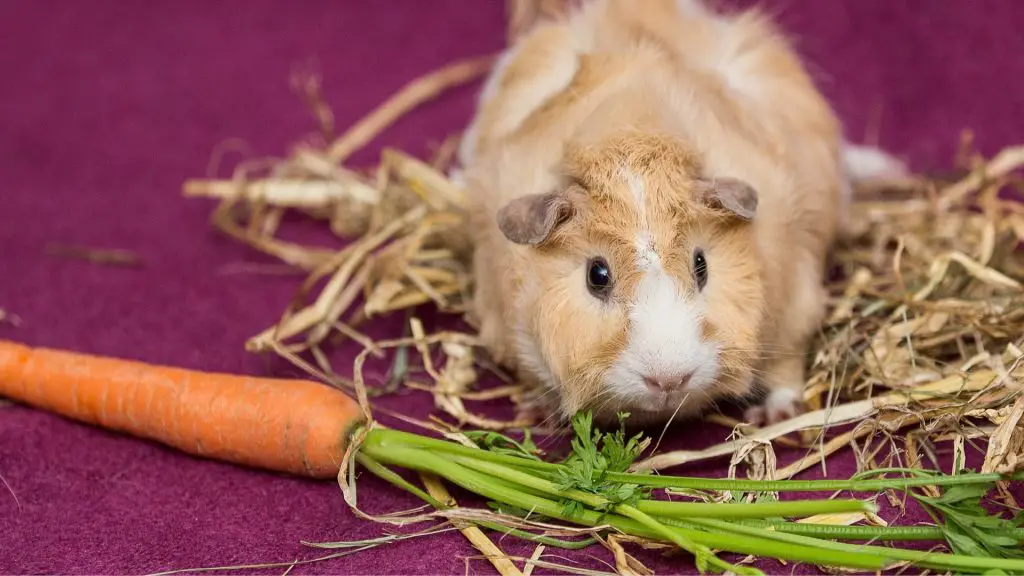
693;249;708;290
587;257;613;298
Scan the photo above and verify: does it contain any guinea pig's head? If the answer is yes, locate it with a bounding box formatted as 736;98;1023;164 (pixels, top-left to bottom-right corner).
496;131;766;425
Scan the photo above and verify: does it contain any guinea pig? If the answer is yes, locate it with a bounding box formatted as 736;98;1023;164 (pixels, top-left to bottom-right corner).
456;0;904;427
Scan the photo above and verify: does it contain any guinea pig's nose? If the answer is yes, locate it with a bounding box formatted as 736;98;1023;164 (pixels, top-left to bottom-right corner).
643;372;693;391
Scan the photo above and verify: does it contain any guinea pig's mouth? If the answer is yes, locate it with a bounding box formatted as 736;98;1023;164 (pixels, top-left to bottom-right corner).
588;367;711;422
584;387;699;426
612;384;698;418
643;388;696;413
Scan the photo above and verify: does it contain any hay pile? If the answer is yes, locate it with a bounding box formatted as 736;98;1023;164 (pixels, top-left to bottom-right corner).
183;0;1024;502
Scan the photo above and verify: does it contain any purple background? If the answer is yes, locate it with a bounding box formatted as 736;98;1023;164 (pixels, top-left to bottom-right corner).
2;0;1023;574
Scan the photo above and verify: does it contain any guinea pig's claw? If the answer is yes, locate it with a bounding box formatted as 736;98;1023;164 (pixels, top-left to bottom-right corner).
744;387;804;427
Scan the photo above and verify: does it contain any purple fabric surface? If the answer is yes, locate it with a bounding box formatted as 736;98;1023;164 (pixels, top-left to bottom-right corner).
1;1;1023;574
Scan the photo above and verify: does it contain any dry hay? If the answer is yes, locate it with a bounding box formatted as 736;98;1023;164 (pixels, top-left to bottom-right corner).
183;0;1024;500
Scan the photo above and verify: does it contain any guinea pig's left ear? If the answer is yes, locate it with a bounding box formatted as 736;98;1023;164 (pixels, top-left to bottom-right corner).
496;190;574;246
694;177;758;221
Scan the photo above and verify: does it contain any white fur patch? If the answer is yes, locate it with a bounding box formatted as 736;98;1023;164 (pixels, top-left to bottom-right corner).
635;233;658;269
674;0;710;17
763;386;800;415
744;386;802;425
622;167;647;226
838;144;906;235
605;263;719;402
623;167;660;269
842;143;908;182
446;167;466;189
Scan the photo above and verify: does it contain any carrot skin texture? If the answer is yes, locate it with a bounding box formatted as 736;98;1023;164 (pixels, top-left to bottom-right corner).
0;340;363;478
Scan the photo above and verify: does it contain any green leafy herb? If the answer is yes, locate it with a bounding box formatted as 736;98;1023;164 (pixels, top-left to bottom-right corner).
913;477;1024;560
355;419;1024;575
463;429;543;461
552;412;651;517
601;412;648;474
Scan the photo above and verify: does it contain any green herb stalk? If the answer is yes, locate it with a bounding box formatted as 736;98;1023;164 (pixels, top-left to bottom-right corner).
360;443;892;573
354;412;1024;575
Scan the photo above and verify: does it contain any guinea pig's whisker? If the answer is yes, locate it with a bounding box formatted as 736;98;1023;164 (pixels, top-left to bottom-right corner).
534;427;570;452
533;404;568;434
587;389;626;421
719;343;802;352
650;391;692;455
514;383;573;436
692;388;726;417
583;389;617;413
528;386;562;404
720;343;795;351
719;347;804;358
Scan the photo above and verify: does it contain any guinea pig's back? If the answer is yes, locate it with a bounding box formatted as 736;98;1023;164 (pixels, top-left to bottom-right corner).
461;0;844;239
585;0;841;139
600;0;845;261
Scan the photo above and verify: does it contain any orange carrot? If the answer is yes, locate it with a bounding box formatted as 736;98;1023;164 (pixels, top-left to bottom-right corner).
0;340;364;478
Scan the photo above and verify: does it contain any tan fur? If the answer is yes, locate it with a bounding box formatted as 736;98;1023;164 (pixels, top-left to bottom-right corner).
460;0;845;425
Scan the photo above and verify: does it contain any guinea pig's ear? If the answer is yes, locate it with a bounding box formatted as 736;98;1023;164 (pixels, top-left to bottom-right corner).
496;190;574;245
694;177;758;221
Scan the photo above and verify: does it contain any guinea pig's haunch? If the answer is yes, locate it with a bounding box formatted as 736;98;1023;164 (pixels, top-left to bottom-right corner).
458;0;904;428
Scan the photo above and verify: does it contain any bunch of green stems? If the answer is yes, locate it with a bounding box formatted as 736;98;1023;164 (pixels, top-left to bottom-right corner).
357;428;1024;575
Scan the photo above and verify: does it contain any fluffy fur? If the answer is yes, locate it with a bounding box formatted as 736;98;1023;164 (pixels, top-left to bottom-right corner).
459;0;901;426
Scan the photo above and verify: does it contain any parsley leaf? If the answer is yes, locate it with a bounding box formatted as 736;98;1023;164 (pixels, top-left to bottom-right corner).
553;411;652;517
912;474;1024;560
464;429;544;461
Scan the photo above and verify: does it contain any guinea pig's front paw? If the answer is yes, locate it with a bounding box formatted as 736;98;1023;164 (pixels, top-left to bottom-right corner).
743;387;805;427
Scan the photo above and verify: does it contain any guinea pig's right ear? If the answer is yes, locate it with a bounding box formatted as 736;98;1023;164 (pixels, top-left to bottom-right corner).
496;190;574;246
694;177;758;221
